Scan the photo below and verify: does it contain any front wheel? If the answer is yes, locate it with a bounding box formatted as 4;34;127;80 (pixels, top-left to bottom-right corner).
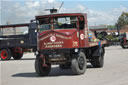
91;47;104;68
71;52;87;75
35;56;51;76
0;49;11;60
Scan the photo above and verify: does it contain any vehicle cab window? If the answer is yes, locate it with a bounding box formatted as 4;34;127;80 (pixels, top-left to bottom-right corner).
38;18;51;32
54;16;78;29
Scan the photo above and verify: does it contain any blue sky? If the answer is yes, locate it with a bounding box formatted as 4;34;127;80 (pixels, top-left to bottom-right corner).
63;1;128;11
0;0;128;26
2;0;128;11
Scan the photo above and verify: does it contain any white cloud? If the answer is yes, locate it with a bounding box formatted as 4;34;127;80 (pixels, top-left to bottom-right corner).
59;4;128;25
72;5;128;26
48;0;55;3
1;0;128;26
25;1;40;8
1;0;57;24
77;4;85;11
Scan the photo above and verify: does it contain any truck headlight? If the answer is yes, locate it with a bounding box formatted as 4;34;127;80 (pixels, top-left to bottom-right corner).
35;51;39;55
74;48;79;53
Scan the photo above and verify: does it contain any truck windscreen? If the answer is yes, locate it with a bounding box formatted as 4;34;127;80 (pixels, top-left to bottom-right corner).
54;16;77;29
38;16;78;32
38;18;51;32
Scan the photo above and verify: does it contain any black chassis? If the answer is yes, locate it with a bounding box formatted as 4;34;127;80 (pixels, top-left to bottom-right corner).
37;45;104;65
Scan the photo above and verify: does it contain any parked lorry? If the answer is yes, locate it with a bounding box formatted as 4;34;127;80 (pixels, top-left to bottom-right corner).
120;32;128;48
0;23;37;60
35;13;107;76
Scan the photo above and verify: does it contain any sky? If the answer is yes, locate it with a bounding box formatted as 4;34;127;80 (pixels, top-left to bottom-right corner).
0;0;128;26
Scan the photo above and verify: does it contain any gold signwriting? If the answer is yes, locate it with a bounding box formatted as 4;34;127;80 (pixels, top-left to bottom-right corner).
45;45;62;48
72;41;78;47
40;33;71;41
40;34;53;41
56;34;71;39
44;41;64;48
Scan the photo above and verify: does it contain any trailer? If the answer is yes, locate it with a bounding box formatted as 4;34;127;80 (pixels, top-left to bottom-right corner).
120;32;128;48
0;23;37;60
34;13;107;76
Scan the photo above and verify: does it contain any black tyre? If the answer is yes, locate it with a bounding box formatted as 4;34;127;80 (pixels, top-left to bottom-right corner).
120;40;128;49
11;47;23;60
35;57;51;76
91;47;104;68
0;49;11;60
71;52;87;75
12;53;23;60
59;63;71;69
121;44;128;49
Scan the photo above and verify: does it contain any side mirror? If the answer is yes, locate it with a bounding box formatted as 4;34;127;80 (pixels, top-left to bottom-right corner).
79;16;84;30
29;23;37;30
79;21;84;30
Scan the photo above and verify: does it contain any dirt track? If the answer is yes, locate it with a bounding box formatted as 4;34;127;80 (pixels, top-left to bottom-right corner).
1;46;128;85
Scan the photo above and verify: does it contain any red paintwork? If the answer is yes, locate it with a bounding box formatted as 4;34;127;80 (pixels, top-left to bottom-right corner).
39;29;79;50
1;50;8;60
122;32;128;45
39;29;77;37
36;13;106;50
123;38;127;45
36;13;86;21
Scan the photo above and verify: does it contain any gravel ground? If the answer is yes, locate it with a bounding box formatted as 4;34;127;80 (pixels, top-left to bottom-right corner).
0;46;128;85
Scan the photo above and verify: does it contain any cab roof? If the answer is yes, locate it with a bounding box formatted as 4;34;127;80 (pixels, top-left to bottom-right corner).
36;13;87;19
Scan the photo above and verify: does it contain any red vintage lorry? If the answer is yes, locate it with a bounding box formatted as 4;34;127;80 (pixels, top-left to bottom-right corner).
35;13;107;76
120;32;128;48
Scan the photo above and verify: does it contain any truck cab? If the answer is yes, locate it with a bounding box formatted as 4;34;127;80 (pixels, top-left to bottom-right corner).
36;13;88;50
35;13;106;76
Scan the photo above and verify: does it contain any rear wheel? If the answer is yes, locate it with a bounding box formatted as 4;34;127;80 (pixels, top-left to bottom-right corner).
121;44;128;49
11;47;23;60
71;52;87;75
35;56;51;76
12;53;23;60
91;47;104;68
0;49;11;60
120;40;128;49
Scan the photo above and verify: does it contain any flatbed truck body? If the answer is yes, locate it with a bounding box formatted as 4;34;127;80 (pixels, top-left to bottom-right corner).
0;23;37;60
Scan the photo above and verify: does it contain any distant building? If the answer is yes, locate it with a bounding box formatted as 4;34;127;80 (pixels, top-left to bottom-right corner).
89;25;108;32
106;25;128;34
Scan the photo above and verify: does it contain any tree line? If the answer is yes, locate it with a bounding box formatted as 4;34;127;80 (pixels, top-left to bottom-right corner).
107;12;128;30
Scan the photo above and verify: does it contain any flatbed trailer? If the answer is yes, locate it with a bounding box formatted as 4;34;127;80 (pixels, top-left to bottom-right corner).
0;23;37;60
34;13;107;76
